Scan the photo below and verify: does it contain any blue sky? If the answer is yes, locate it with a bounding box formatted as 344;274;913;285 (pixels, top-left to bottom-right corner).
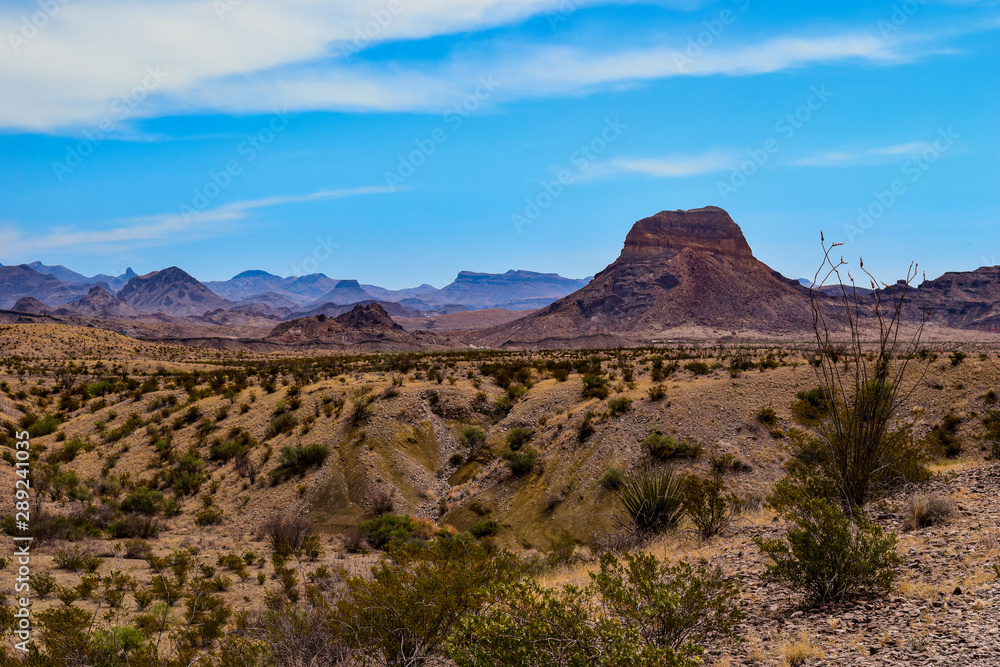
0;0;997;288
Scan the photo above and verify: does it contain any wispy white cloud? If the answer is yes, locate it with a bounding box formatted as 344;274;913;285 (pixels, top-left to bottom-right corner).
584;151;737;179
0;0;973;131
0;186;396;255
869;141;937;155
790;140;941;167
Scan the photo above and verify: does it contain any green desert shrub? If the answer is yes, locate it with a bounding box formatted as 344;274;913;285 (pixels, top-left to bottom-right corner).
120;488;164;515
682;474;739;540
790;387;830;424
504;427;533;451
358;515;419;550
647;384;667;401
209;427;257;462
339;538;523;666
924;413;962;458
469;519;501;539
450;551;742;667
756;406;778;425
642;432;701;461
581;373;610;400
754;495;901;605
265;412;298;439
600;465;626;490
684;361;710;376
461;426;487;449
195;507;225;526
271;443;329;482
577;410;595;442
616;468;684;535
502;448;538;477
27;415;63;438
607;396;633;416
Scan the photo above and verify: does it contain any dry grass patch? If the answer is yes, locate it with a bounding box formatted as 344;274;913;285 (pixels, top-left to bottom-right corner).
903;493;956;531
779;630;824;666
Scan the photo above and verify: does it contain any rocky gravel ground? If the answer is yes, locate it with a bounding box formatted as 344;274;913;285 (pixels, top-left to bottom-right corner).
698;463;1000;666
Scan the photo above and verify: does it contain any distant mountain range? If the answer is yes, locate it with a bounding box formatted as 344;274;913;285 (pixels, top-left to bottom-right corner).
4;207;999;348
0;261;590;319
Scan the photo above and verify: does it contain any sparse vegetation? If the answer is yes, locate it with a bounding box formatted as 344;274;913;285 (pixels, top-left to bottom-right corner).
755;495;902;605
642;431;702;461
616;467;685;535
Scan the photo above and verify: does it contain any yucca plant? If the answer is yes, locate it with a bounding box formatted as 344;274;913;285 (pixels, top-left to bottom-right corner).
615;468;684;534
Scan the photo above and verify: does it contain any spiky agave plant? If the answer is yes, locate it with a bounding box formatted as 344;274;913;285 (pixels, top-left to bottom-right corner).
615;467;684;534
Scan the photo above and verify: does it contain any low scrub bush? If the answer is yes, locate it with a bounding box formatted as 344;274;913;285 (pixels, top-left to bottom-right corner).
260;514;314;555
647;384;667;401
903;493;955;531
790;387;829;424
684;361;710;376
120;488;164;515
502;448;538;477
53;546;102;573
265;411;298;440
616;468;684;535
209;427;257;462
682;474;739;540
450;551;742;666
607;396;632;415
271;443;329;482
339;538;523;666
600;465;626;490
469;519;501;539
504;427;533;451
924;413;962;458
756;406;778;425
195;507;226;526
581;373;610;400
642;432;701;461
577;411;595;442
358;515;420;550
755;495;901;605
106;514;162;539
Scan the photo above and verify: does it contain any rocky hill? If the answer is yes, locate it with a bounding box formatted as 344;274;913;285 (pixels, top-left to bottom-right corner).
0;264;66;309
916;265;1000;332
118;267;230;317
265;303;459;350
311;279;375;306
478;207;815;347
428;270;590;310
56;285;139;319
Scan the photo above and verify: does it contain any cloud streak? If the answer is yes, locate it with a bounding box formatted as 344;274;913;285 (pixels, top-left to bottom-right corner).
790;141;941;167
1;186;396;255
0;0;973;131
582;151;737;180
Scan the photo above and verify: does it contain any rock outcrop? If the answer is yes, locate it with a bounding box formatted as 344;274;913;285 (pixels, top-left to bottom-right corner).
266;303;457;351
477;206;814;346
118;267;230;317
